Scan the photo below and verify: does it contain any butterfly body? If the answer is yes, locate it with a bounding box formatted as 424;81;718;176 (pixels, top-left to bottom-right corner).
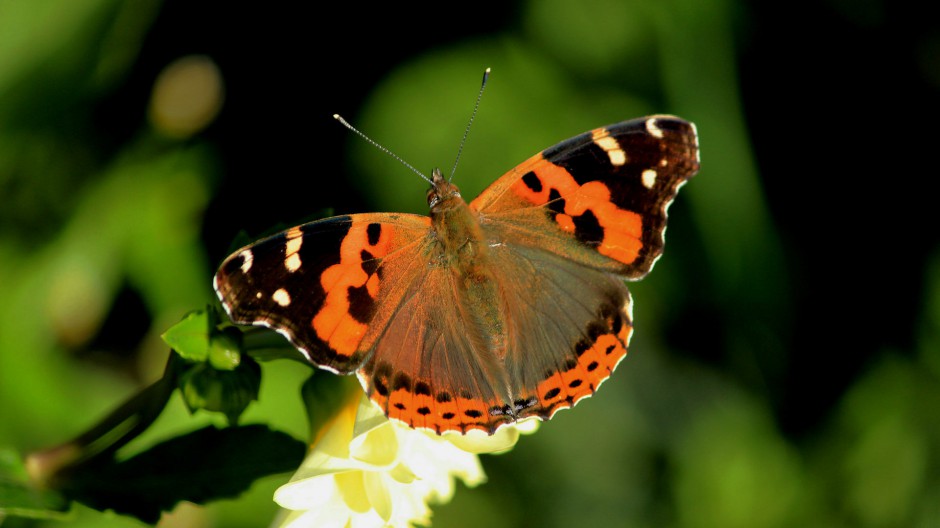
215;115;699;434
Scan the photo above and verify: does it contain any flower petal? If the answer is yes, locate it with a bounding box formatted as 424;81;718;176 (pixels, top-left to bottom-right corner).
363;470;392;521
335;471;372;514
350;420;399;468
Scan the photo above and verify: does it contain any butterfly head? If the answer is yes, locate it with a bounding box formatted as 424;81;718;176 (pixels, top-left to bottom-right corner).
426;167;463;213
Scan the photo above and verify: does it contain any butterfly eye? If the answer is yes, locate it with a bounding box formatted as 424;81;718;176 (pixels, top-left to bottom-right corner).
426;188;440;208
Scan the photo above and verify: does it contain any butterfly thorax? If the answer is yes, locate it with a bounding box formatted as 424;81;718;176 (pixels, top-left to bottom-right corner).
426;168;509;363
426;168;489;266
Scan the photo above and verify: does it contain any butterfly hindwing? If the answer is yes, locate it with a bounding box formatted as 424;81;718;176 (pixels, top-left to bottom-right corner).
489;243;633;422
356;262;516;434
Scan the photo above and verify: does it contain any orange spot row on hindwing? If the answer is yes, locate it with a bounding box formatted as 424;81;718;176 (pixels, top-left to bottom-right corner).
376;384;496;433
510;158;644;265
312;221;393;358
535;330;629;415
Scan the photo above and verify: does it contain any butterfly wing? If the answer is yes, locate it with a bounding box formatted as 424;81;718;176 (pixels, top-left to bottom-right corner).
214;213;432;374
488;242;633;421
355;263;518;434
471;115;699;278
466;115;699;423
215;212;518;434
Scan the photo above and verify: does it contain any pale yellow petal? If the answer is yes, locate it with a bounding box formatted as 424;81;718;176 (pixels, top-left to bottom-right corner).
350;421;398;468
273;491;350;528
363;470;393;521
274;469;341;510
387;462;418;485
335;471;371;514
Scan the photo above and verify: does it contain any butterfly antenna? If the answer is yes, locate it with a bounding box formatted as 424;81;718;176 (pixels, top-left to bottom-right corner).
449;67;490;182
333;114;432;184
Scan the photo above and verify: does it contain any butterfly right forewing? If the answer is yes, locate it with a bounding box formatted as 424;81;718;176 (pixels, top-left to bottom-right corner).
472;115;699;279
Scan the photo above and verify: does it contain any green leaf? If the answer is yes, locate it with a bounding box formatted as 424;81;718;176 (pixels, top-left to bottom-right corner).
208;327;243;370
178;354;261;424
57;425;305;524
161;309;213;362
0;447;71;520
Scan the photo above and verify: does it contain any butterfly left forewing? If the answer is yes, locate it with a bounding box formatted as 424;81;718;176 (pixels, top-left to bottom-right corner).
214;213;431;374
471;115;699;279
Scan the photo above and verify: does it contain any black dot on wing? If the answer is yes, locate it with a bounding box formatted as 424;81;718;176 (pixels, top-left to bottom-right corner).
575;339;591;356
366;223;382;246
522;171;543;192
442;412;455;420
417;406;431;415
392;372;412;391
544;387;561;400
372;362;392;396
414;381;431;396
464;409;483;418
586;320;606;341
610;312;624;333
346;284;376;324
547;188;565;216
573;209;603;244
360;249;377;273
436;391;453;403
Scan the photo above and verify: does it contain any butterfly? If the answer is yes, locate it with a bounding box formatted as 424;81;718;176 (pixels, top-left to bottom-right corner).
214;114;699;434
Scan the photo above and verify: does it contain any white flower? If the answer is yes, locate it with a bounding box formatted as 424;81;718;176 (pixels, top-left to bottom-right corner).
273;393;537;528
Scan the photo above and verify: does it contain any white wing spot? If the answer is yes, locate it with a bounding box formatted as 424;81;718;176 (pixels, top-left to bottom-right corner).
285;227;303;272
592;129;627;166
660;157;669;167
255;291;262;299
642;169;657;189
286;253;301;272
239;249;253;273
646;118;664;138
272;288;291;306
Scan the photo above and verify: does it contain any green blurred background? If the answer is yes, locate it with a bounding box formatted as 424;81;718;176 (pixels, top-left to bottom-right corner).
2;0;939;526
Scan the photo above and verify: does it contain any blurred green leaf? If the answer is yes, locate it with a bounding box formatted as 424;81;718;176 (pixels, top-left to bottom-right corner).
525;0;657;80
0;0;159;125
818;357;940;527
56;425;305;525
673;396;806;528
0;448;71;520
